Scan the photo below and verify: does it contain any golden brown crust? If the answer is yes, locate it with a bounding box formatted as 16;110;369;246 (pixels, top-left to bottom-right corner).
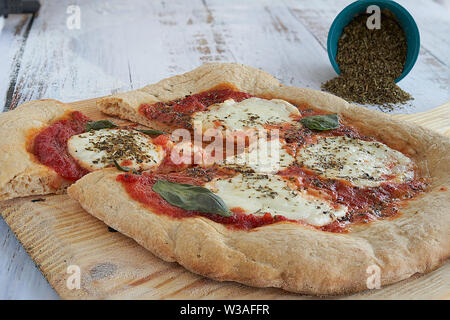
82;63;450;295
0;100;73;200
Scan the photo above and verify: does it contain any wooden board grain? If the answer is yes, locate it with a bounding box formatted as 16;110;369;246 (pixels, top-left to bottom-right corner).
0;98;449;300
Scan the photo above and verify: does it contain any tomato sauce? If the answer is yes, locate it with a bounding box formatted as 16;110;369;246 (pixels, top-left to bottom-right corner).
139;89;252;129
278;166;427;232
118;166;426;232
117;172;298;230
32;111;90;181
151;134;192;172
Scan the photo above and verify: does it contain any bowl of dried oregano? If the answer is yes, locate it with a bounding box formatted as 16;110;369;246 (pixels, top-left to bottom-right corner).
324;0;420;109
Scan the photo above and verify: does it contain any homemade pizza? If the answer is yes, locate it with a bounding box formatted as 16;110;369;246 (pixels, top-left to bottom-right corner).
0;100;177;200
0;63;448;295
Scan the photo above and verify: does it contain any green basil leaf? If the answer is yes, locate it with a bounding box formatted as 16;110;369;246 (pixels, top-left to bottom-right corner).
113;160;141;175
86;120;118;131
300;114;339;131
136;129;166;136
152;180;232;217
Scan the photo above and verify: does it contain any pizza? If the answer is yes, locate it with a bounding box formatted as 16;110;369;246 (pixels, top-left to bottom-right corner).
0;100;200;200
1;63;449;295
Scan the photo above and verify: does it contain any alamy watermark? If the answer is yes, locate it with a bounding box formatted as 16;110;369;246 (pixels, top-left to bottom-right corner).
66;265;81;290
366;5;381;30
66;5;81;30
366;264;381;290
168;126;283;171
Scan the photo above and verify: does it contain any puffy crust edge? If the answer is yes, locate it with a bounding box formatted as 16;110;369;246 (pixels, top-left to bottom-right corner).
68;166;449;295
0;100;73;200
67;169;379;295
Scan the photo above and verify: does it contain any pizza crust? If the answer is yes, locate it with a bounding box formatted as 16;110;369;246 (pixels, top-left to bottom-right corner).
76;63;450;295
67;169;378;295
0;100;74;200
68;168;448;295
97;63;282;131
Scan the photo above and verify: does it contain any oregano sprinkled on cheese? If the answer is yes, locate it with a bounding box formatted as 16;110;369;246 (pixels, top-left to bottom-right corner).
87;129;157;166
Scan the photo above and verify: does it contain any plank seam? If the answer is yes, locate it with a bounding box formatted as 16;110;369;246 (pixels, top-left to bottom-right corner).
3;13;36;111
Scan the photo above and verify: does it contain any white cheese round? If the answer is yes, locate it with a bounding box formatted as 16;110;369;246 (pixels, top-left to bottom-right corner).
191;97;300;132
297;136;414;187
204;173;347;226
222;137;295;174
68;129;165;171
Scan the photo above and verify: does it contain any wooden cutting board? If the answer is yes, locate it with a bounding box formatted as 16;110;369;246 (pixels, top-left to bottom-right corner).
1;98;449;300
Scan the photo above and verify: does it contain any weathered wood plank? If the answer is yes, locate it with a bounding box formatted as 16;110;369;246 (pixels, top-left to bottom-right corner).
0;218;59;299
412;0;450;66
0;14;34;112
0;14;60;300
283;0;449;113
4;0;135;110
3;0;448;113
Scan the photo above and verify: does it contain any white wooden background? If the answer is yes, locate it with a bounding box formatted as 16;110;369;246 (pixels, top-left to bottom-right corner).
0;0;449;299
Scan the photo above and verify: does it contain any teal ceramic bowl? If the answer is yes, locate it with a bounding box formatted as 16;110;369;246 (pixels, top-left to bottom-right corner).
327;0;420;82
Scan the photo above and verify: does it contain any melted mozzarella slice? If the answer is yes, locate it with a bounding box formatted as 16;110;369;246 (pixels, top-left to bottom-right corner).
222;137;295;174
191;97;300;132
297;136;414;187
204;173;347;226
68;129;165;171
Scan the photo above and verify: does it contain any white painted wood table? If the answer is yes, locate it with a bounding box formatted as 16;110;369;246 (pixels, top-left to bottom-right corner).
0;0;449;299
